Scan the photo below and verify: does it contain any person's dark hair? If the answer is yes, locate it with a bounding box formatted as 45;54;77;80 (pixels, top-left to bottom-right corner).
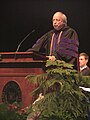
79;52;89;60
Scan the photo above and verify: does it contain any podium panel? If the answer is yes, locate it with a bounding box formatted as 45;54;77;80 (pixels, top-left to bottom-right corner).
0;52;46;107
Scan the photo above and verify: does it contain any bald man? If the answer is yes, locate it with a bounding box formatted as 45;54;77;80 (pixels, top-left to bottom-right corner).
27;11;79;68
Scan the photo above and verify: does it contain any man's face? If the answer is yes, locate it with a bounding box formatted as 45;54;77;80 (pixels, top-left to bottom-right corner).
79;56;88;68
52;13;64;31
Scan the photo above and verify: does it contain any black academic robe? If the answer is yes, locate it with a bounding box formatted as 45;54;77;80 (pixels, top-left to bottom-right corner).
81;67;90;76
27;26;79;67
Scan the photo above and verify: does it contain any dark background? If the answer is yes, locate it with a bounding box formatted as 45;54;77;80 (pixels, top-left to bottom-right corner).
0;0;90;64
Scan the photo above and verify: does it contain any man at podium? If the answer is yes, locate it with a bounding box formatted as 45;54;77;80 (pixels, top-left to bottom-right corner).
27;11;79;69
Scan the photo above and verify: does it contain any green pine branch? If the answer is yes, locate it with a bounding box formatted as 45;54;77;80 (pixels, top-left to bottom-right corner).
26;60;90;120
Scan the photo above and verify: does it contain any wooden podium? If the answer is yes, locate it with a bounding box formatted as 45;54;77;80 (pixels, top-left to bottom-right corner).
0;52;46;107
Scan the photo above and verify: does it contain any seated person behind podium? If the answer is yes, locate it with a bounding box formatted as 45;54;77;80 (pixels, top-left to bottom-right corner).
27;11;79;68
79;52;90;76
79;53;90;120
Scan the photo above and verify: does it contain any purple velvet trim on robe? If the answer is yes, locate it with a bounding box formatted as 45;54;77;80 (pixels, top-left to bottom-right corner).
56;37;79;58
60;38;79;46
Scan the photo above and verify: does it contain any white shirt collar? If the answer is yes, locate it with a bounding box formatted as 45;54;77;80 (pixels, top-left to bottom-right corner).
80;65;87;71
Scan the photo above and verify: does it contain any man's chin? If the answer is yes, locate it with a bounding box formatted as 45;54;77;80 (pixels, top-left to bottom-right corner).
54;26;62;31
54;27;60;31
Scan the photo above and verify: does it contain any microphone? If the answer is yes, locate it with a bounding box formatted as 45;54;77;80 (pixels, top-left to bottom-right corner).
15;29;35;53
14;29;35;59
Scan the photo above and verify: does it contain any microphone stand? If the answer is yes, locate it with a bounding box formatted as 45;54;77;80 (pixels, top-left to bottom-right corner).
14;30;35;59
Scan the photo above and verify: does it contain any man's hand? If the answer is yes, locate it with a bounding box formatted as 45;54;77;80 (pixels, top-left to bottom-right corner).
46;55;56;61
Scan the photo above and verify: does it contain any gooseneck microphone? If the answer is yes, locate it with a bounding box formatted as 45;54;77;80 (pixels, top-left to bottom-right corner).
14;29;35;59
15;29;35;53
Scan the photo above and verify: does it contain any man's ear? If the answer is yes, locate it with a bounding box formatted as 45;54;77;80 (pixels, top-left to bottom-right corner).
86;59;88;64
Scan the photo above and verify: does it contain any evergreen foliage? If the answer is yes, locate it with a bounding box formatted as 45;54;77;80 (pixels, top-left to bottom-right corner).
26;60;90;120
0;103;31;120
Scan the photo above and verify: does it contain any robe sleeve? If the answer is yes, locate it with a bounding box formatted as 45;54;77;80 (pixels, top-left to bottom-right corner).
26;30;53;53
